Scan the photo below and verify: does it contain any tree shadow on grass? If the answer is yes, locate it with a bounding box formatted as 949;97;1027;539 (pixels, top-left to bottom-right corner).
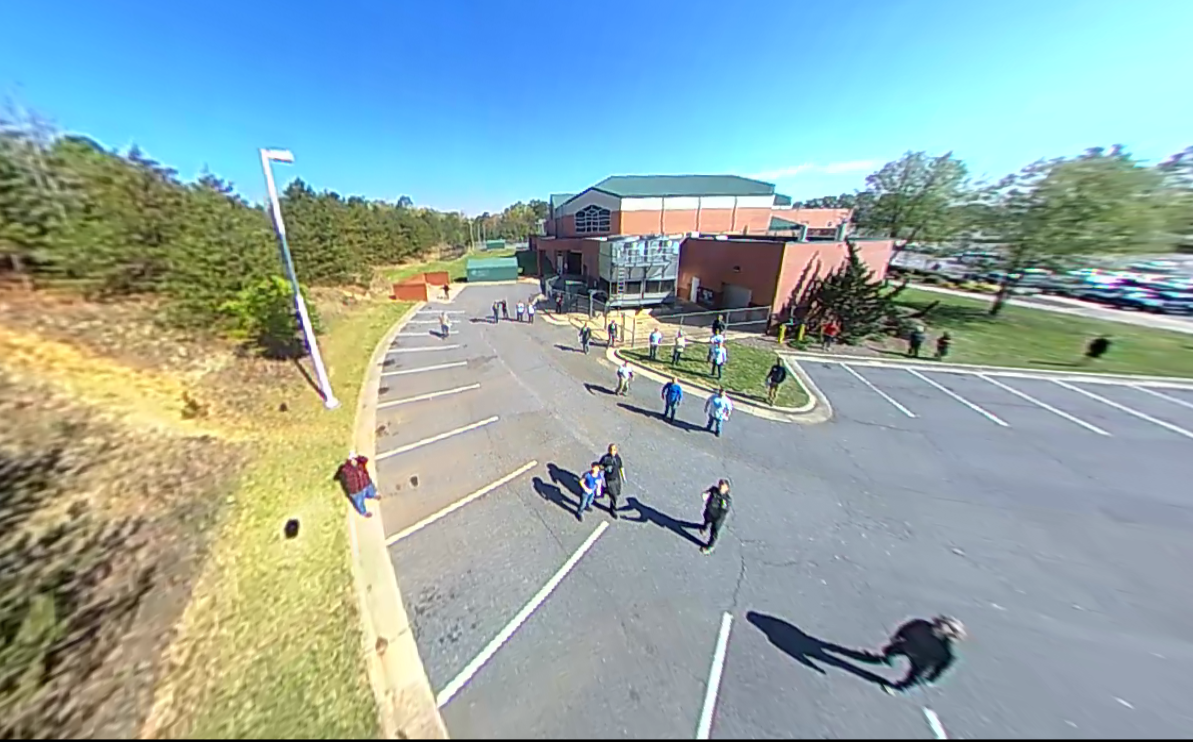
621;496;706;548
901;301;996;328
746;612;891;687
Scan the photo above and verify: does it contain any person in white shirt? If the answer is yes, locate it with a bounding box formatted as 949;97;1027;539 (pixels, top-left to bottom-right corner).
516;301;526;321
672;331;688;366
615;362;634;396
707;331;725;361
439;311;452;339
704;387;734;438
527;301;536;324
648;328;664;361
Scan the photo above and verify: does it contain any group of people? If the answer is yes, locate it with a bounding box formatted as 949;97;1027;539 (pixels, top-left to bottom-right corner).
904;324;953;360
491;297;538;324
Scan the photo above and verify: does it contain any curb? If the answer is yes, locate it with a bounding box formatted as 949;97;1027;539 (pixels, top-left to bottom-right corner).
783;350;1193;389
349;300;449;741
608;347;831;424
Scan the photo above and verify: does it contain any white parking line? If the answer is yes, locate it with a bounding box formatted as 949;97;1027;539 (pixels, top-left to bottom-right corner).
1054;381;1193;440
386;345;461;354
436;522;609;708
908;369;1009;427
377;384;480;410
1132;385;1193;412
381;361;466;377
840;364;917;417
979;375;1110;436
923;708;948;739
418;309;464;315
695;612;734;740
376;416;499;460
386;461;537;545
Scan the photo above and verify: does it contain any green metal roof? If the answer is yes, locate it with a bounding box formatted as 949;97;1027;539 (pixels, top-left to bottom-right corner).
590;175;776;198
549;193;575;211
466;257;519;269
773;194;792;206
769;216;801;230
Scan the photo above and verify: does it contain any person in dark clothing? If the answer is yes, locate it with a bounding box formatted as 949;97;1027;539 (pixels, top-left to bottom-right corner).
598;444;625;520
442;284;451;300
935;332;952;360
881;616;967;694
765;358;789;405
555;293;564;314
608;319;619;347
661;377;684;422
501;299;509;320
336;451;378;518
579;325;592;354
1082;335;1111;364
712;315;727;335
908;326;926;357
492;301;501;323
699;479;732;555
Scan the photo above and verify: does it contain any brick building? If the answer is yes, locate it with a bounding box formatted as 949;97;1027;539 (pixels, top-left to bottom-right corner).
531;174;893;314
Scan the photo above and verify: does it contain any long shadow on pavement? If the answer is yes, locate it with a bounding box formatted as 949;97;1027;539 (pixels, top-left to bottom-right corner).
533;475;578;514
617;402;706;433
621;496;706;548
584;382;615;396
746;612;892;687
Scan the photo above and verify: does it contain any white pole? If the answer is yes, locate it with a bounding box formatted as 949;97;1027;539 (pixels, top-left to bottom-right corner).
260;149;340;410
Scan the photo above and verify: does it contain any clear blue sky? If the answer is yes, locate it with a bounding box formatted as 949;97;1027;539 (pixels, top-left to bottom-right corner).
3;0;1190;214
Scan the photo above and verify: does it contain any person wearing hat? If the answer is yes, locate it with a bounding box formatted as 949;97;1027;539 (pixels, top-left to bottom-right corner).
336;451;378;518
881;615;968;694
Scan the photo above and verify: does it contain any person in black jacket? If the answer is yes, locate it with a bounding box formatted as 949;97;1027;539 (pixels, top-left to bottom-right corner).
881;615;967;694
598;443;625;520
1082;335;1111;364
765;358;789;405
699;479;732;555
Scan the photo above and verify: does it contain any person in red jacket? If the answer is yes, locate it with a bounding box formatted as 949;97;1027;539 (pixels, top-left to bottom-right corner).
821;319;840;352
336;451;378;518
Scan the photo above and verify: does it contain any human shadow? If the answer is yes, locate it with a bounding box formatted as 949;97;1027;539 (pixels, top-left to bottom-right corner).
617;402;705;433
555;343;581;353
746;612;891;687
584;382;615;396
546;463;584;497
1028;359;1081;368
621;496;706;547
533;475;578;515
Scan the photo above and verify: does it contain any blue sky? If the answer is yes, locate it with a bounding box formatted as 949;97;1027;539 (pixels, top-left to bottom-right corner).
3;0;1190;214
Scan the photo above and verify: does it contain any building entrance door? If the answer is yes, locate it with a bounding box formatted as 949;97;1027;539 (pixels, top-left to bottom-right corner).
689;276;700;303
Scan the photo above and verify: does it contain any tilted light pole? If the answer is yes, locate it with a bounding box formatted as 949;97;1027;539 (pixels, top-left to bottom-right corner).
259;148;340;409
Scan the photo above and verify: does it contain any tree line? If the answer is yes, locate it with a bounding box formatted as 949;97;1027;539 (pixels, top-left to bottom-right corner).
0;117;548;349
794;146;1193;314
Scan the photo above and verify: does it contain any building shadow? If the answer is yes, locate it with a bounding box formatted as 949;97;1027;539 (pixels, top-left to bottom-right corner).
584;382;615;396
616;402;705;433
621;496;706;547
746;612;891;687
532;476;577;514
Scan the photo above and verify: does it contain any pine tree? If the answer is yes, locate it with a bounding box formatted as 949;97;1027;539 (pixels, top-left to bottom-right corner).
803;240;906;343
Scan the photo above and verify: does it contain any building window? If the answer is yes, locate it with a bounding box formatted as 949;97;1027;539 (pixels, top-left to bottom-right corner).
575;205;611;234
806;227;838;241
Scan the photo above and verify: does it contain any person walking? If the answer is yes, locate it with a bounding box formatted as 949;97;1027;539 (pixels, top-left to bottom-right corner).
615;361;634;396
555;292;564;314
765;357;788;405
707;330;725;362
336;451;379;518
712;314;727;336
648;328;663;361
516;301;526;322
607;318;619;347
578;461;604;521
704;388;734;438
527;301;536;324
1081;335;1111;364
579;325;592;354
699;479;732;555
934;332;952;361
501;299;509;320
598;444;625;519
907;325;926;358
492;301;501;324
672;331;687;365
821;319;840;352
661;377;683;422
441;283;451;300
710;343;728;379
439;311;452;339
880;616;967;695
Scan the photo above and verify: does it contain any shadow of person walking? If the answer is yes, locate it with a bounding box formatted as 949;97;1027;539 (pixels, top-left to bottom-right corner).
746;611;891;687
546;463;583;497
621;496;706;547
532;476;577;514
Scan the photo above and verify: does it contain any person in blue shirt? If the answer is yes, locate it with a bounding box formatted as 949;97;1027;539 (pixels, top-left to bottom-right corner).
579;461;604;521
704;388;734;438
661;377;684;422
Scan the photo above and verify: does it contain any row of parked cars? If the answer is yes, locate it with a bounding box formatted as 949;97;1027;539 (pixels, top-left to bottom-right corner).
991;264;1193;316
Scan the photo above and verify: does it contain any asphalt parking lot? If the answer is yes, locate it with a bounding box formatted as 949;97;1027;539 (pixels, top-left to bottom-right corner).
373;286;1193;739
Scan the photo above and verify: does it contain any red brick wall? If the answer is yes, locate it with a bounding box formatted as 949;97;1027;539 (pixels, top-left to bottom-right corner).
535;237;603;279
551;212;622;238
677;238;786;307
773;239;895;312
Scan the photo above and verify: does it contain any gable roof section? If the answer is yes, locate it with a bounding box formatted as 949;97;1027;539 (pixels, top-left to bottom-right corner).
773;193;792;206
549;193;576;212
592;174;776;199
